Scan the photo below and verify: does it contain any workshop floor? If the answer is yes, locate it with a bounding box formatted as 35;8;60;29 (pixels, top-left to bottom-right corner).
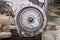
42;6;60;40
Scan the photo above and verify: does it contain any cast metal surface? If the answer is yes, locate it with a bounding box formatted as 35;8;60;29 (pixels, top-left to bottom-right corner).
19;7;43;31
0;0;47;38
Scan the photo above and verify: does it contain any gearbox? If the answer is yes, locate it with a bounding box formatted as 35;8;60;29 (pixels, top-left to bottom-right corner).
0;0;48;37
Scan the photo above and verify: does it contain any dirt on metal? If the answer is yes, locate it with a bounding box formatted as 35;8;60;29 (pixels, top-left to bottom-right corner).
1;30;42;40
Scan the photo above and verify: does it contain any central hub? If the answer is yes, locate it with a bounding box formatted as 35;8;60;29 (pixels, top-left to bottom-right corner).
28;17;33;22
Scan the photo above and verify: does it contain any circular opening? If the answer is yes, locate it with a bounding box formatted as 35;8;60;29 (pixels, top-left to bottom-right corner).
28;17;34;22
16;7;44;31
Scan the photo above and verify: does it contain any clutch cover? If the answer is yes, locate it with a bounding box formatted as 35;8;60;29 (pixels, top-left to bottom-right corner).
16;6;47;37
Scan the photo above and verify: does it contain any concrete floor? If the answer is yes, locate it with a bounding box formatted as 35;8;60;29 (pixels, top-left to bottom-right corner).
42;6;60;40
48;9;60;25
